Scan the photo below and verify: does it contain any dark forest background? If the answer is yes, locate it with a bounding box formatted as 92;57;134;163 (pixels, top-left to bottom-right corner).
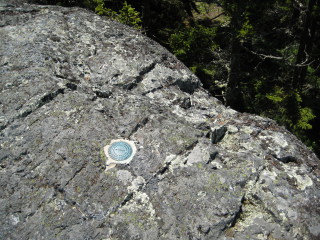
32;0;320;156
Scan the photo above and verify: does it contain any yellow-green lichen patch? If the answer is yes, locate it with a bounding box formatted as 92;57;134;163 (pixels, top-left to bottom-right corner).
282;164;313;191
116;191;157;230
168;134;198;150
197;163;204;169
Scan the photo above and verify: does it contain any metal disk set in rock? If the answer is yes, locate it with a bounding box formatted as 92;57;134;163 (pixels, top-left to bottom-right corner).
108;141;133;161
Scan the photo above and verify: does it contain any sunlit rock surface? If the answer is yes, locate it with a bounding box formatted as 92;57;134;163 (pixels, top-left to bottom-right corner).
1;1;319;239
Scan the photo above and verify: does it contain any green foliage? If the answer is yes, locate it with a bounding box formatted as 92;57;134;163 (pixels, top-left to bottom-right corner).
168;24;222;94
117;2;142;29
238;16;254;39
261;88;315;132
266;87;284;103
169;25;217;65
93;0;141;29
196;2;210;14
94;0;117;17
307;66;320;89
296;107;315;130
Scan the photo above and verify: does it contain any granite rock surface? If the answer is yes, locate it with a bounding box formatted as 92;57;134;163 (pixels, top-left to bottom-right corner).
1;1;320;239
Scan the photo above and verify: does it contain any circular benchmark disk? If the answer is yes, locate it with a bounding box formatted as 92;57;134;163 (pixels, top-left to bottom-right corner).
108;141;133;161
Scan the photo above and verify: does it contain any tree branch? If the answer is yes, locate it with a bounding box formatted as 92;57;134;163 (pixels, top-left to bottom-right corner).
242;45;283;60
209;12;225;21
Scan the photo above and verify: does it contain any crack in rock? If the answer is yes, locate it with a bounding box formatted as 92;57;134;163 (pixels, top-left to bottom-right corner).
106;176;146;216
118;192;134;209
206;150;219;165
227;196;245;229
53;186;92;221
1;83;78;131
127;116;149;138
123;62;158;90
63;162;87;188
223;164;267;234
156;161;172;176
211;126;227;144
141;85;165;96
94;89;112;99
18;88;65;118
273;155;298;164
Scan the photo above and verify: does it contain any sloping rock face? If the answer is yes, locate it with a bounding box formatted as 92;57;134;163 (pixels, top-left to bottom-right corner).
1;2;320;240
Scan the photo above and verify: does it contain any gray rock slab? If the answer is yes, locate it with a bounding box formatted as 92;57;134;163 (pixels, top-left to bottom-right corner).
1;2;319;240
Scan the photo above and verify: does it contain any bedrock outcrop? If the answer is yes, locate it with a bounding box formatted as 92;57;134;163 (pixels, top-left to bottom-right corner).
1;1;319;239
